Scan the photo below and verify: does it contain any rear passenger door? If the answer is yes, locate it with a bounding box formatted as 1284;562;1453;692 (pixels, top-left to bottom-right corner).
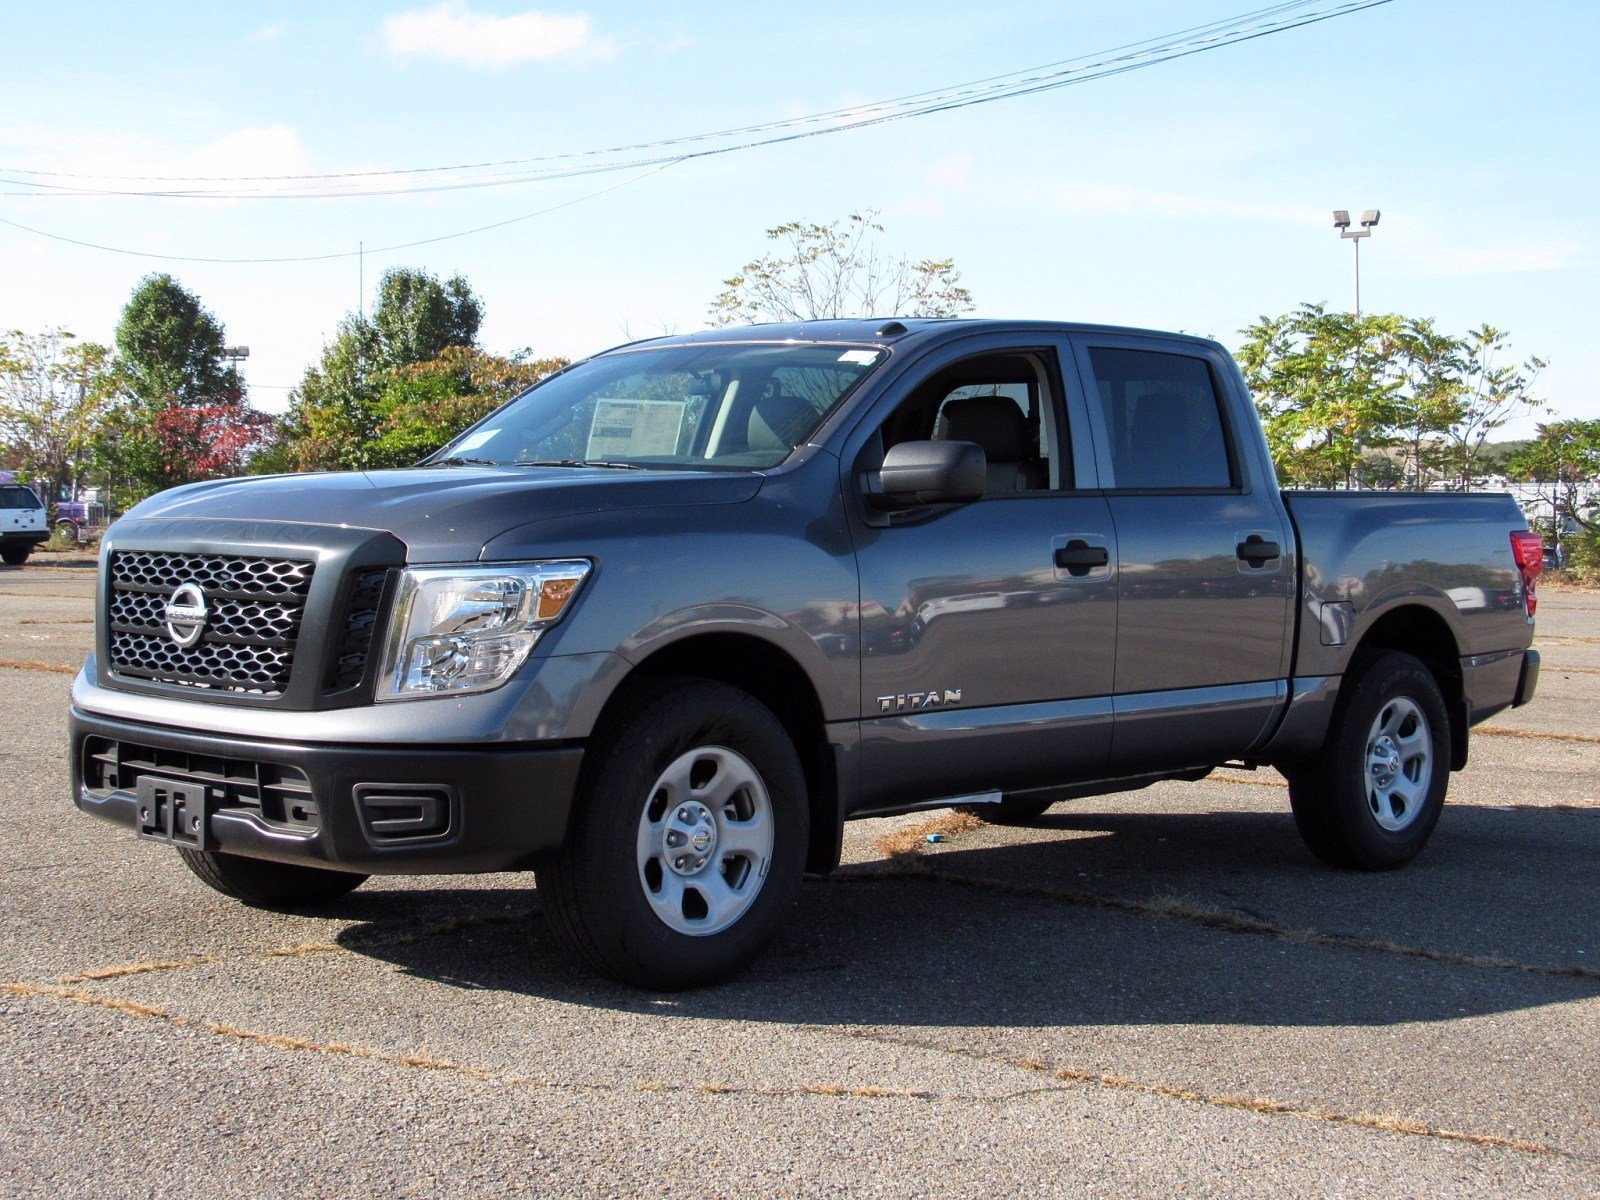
1068;334;1295;772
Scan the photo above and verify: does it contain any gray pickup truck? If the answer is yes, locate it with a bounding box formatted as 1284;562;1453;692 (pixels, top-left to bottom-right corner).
70;319;1543;987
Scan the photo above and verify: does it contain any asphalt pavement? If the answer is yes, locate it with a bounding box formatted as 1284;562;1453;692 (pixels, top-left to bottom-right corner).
2;560;1596;1198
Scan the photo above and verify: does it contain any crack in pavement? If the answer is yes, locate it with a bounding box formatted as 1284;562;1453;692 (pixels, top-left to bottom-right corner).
2;979;1569;1160
1477;726;1600;746
47;905;542;986
0;979;1100;1109
0;659;77;675
805;1025;1569;1159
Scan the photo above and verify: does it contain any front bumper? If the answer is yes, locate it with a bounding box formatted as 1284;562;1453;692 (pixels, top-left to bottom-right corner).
71;707;583;875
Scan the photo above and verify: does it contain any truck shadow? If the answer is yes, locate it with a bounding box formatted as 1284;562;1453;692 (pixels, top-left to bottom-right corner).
334;805;1600;1030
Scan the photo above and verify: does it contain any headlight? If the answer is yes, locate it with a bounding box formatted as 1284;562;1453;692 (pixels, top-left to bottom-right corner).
375;560;591;701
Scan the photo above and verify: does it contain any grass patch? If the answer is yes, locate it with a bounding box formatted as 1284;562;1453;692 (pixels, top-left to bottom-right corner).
873;810;987;864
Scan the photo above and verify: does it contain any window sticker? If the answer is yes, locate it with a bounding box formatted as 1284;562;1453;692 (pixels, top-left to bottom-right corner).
838;349;880;365
587;399;687;460
450;428;498;453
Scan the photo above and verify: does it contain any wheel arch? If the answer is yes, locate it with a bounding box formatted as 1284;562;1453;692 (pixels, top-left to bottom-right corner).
1346;604;1468;770
589;631;842;874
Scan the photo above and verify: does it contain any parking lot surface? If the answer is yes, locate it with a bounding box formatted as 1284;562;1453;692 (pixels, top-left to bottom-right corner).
2;561;1597;1198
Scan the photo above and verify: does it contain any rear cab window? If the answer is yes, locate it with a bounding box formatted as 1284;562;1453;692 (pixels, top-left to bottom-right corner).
1084;347;1235;490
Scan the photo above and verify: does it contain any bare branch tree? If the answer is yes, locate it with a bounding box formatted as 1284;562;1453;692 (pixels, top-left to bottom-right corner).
709;211;974;327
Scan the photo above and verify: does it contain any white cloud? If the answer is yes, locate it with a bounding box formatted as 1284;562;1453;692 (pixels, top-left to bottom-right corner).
381;4;609;66
244;23;287;45
161;127;315;180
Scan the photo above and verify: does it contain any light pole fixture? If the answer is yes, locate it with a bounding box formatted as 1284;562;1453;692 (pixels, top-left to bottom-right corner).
1332;209;1380;314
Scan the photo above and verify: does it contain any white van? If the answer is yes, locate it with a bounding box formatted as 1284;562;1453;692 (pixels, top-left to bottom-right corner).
0;482;48;565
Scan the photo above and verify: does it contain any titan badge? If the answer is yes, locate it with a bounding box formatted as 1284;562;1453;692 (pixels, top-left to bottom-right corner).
876;689;962;713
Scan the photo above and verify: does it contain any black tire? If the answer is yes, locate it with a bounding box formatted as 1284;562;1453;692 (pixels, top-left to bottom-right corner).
1285;651;1451;870
957;796;1054;825
539;677;808;989
1;548;29;567
178;848;367;907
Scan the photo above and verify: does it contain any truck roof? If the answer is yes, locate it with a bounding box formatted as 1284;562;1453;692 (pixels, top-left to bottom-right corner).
604;318;1224;354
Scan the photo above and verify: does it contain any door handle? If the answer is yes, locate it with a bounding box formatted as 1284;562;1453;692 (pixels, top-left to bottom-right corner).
1054;540;1110;576
1236;535;1282;566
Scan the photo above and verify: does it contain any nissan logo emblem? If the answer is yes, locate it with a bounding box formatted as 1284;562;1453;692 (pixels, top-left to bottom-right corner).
164;582;208;648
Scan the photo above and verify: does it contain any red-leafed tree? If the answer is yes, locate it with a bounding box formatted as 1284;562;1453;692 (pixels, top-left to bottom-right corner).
151;399;276;482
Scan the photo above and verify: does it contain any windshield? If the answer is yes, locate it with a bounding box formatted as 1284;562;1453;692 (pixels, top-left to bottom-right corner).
0;485;41;509
431;342;885;470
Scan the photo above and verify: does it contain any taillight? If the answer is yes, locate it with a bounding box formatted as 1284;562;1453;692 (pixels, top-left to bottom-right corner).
1509;530;1544;618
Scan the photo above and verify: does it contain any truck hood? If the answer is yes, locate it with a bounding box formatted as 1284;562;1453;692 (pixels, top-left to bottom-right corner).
120;466;764;562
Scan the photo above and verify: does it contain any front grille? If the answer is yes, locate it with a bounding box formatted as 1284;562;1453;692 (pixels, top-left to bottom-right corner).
82;736;320;833
325;567;391;692
107;551;314;696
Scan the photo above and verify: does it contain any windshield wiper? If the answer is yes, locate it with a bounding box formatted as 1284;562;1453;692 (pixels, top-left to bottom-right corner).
518;459;651;471
428;456;499;468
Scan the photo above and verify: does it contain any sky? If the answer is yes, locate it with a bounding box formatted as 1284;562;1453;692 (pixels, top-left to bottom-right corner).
1;1;1595;438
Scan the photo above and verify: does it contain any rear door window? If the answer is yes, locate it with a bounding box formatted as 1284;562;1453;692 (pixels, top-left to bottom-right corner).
0;485;42;510
1085;348;1234;490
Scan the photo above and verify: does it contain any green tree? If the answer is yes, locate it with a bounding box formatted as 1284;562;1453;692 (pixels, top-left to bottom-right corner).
1236;304;1405;487
0;328;115;503
266;315;377;473
1439;326;1547;487
1237;305;1547;490
271;269;555;473
709;211;974;327
368;345;567;467
1506;421;1600;569
1389;316;1464;489
370;270;483;370
114;273;233;406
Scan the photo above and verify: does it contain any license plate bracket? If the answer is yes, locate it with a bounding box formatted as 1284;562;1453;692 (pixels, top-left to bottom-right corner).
135;776;209;850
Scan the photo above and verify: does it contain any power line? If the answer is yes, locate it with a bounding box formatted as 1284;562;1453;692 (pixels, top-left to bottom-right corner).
0;0;1395;263
0;162;677;264
0;2;1341;188
0;0;1391;201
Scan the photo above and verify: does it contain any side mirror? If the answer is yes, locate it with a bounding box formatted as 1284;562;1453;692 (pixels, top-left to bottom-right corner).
863;440;987;511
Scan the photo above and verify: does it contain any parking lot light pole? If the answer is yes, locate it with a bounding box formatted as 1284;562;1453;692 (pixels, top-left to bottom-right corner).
1332;209;1380;314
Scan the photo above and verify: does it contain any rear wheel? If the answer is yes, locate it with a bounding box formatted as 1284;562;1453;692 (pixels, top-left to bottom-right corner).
539;678;807;989
178;848;367;907
1;547;29;566
1286;651;1450;870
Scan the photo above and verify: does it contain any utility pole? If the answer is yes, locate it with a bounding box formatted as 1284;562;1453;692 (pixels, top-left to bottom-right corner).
1331;209;1380;314
359;241;365;320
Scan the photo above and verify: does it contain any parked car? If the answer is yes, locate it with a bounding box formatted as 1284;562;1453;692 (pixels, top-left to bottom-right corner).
69;319;1541;987
0;482;49;565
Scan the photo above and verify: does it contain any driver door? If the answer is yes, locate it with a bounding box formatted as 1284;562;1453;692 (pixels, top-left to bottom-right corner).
845;335;1117;813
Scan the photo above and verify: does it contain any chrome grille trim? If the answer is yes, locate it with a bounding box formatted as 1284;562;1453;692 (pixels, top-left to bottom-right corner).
107;551;315;696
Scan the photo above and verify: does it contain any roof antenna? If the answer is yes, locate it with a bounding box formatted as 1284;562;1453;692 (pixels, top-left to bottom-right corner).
875;320;908;338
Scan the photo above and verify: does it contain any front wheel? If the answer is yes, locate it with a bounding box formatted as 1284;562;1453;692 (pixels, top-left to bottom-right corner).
539;678;808;989
178;848;367;907
1286;651;1451;870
